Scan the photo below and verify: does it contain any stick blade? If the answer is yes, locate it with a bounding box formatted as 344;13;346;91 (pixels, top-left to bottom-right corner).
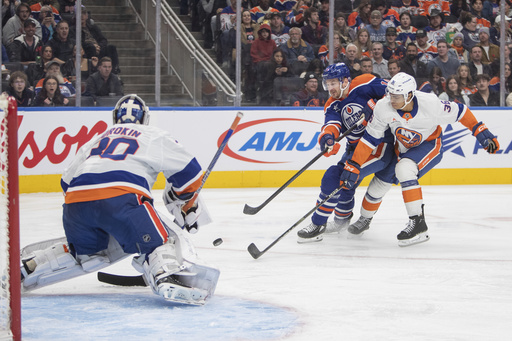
97;272;147;287
243;204;261;215
247;243;263;259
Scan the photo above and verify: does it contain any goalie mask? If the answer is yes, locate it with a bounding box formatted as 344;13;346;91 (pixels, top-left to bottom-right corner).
112;94;150;125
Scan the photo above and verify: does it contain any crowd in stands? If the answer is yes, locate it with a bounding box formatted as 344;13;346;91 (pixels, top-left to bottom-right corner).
197;0;512;106
1;1;122;107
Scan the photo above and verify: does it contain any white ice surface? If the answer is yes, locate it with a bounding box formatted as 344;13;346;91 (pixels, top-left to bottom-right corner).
19;185;512;340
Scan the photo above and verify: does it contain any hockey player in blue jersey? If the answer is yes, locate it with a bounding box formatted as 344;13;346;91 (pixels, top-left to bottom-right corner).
340;73;500;246
20;94;220;305
297;63;397;243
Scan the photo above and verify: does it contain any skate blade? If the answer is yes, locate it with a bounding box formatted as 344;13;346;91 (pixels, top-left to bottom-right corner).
398;232;430;247
160;286;207;306
297;235;324;244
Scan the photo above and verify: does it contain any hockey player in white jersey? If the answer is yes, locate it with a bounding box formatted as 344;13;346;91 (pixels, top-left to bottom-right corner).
20;94;220;305
340;73;500;246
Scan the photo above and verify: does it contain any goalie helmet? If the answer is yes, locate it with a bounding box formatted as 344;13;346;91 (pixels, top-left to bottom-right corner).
386;72;416;108
112;94;150;125
322;62;351;92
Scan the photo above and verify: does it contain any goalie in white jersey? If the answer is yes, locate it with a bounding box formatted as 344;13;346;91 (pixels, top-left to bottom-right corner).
340;73;500;246
20;94;220;305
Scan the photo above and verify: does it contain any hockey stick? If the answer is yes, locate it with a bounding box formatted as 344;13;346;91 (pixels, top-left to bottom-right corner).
97;272;147;287
98;113;243;287
182;111;243;232
243;116;364;215
247;184;345;259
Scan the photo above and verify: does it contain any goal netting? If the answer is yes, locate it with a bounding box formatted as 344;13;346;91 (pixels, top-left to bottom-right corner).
0;94;20;341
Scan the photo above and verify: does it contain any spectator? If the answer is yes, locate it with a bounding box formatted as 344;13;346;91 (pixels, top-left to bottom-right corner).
383;26;406;61
476;27;499;64
333;12;355;44
371;42;390;78
396;11;417;45
426;40;460;78
450;0;470;20
360;56;374;75
2;3;43;47
391;0;421;16
348;0;372;30
281;27;315;75
30;0;62;22
342;43;362;78
3;71;34;107
399;42;428;85
438;75;471;105
387;58;401;78
34;60;76;97
365;10;387;43
84;56;123;97
274;0;298;12
354;28;372;59
38;5;58;44
8;19;43;65
490;14;512;45
470;73;500;106
460;12;480;52
450;32;468;64
419;66;444;95
457;64;478;95
25;44;55;87
290;71;327;107
301;7;327;49
260;48;293;106
284;0;309;27
489;62;512;93
418;0;450;17
33;75;70;106
318;31;345;68
318;0;329;27
61;45;99;89
424;8;449;46
250;23;276;65
250;0;279;24
1;0;17;27
48;20;75;63
415;28;438;63
372;0;400;28
72;9;121;74
470;0;491;28
58;0;77;20
218;2;237;68
269;12;290;48
468;45;492;79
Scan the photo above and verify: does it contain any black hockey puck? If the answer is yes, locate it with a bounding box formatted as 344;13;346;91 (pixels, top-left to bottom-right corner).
213;238;223;247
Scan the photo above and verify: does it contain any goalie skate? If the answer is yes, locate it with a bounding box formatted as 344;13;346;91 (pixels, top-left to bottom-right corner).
157;273;209;306
325;213;353;234
297;223;326;243
397;206;429;247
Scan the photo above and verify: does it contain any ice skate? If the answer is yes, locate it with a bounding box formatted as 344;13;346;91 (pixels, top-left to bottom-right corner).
347;216;373;236
325;213;353;234
297;223;326;243
397;206;429;247
155;272;208;306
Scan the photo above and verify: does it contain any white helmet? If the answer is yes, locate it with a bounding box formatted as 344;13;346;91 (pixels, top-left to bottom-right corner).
387;72;416;109
112;94;150;125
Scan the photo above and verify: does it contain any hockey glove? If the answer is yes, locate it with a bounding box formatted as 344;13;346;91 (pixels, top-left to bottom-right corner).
472;122;500;154
163;189;202;233
340;160;361;190
361;99;376;123
319;132;340;157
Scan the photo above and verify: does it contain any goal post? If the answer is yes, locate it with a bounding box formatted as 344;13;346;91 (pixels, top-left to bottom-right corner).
0;94;21;341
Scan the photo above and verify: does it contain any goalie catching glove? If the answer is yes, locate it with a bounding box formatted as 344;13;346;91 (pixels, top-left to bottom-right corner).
472;122;500;154
163;188;202;233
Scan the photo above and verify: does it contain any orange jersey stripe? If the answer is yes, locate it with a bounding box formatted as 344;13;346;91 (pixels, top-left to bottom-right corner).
402;187;423;203
418;137;442;171
65;186;149;204
142;201;168;244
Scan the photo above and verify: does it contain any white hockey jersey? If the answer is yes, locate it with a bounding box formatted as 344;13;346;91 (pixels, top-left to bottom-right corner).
61;123;203;204
360;91;468;155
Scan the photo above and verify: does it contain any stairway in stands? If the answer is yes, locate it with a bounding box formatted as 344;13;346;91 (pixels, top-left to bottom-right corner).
85;0;213;106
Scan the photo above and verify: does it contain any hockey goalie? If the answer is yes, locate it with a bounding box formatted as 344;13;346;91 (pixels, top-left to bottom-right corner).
20;94;220;305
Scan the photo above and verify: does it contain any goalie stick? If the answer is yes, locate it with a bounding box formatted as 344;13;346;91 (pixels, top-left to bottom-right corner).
98;112;243;287
243;116;364;215
247;185;344;259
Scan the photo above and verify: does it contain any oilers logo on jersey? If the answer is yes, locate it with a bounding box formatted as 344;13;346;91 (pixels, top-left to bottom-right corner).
395;127;423;149
341;103;365;135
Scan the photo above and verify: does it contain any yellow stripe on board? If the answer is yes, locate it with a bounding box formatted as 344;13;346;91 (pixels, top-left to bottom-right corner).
20;168;512;194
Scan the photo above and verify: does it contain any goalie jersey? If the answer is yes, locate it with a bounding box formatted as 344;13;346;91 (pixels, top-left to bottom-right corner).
61;123;203;204
323;74;390;146
361;91;468;155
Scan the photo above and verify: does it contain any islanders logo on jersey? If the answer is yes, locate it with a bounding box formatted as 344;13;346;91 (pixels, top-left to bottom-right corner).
396;127;422;149
341;103;365;135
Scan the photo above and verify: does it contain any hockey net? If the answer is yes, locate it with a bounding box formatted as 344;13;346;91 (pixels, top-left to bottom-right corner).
0;95;20;341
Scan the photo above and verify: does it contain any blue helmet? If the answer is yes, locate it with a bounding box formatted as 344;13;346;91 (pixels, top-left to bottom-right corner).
112;94;150;125
322;63;351;91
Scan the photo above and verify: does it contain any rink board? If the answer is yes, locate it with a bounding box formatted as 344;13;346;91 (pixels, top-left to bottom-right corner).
16;107;512;193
